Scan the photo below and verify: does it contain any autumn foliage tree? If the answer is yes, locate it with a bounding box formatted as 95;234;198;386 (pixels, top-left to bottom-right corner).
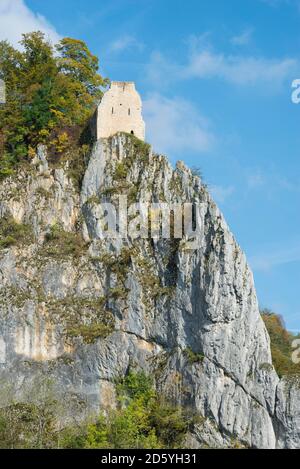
261;309;300;377
0;31;108;179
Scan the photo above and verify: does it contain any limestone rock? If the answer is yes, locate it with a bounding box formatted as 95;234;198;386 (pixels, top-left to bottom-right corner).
0;134;298;448
275;376;300;448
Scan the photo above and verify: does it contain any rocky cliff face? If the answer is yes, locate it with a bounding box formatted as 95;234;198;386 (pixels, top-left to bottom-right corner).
0;134;299;448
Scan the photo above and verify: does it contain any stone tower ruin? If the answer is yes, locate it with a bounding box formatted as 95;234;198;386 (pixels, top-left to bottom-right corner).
96;81;145;141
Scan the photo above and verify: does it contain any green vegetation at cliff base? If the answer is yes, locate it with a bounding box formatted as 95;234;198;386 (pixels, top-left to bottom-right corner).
0;371;201;449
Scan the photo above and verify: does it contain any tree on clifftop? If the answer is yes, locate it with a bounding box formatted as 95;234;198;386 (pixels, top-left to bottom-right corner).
0;31;109;179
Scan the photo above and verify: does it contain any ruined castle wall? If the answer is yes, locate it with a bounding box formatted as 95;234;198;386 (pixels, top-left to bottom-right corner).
96;82;145;141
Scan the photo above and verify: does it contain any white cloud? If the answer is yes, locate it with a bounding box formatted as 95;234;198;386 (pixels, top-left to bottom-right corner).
183;50;298;87
230;28;253;46
0;0;61;48
260;0;300;13
261;0;292;6
250;243;300;271
247;170;265;188
246;168;300;193
210;185;235;203
109;34;144;53
145;42;299;89
143;93;215;155
145;51;181;88
277;176;300;192
260;0;283;6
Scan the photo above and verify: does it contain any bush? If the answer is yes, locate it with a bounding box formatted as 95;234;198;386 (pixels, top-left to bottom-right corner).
0;371;203;449
116;370;154;403
78;371;197;449
0;216;33;248
44;294;114;344
261;309;300;377
148;398;191;448
183;347;205;365
0;153;17;180
191;166;202;178
66;321;114;344
43;223;87;257
114;162;128;180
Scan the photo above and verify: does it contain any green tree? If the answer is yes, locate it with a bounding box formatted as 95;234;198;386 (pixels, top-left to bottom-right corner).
0;31;108;177
56;38;106;96
261;309;300;377
77;370;197;449
0;371;201;449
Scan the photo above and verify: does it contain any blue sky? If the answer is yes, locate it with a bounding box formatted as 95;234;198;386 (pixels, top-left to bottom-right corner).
1;0;300;332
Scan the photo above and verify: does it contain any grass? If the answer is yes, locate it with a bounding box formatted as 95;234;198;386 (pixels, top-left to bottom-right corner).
183;347;205;365
45;295;115;344
108;286;128;300
126;133;151;163
35;187;52;199
98;247;133;282
0;216;33;249
66;321;114;344
85;195;100;205
114;162;128;180
43;223;87;257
